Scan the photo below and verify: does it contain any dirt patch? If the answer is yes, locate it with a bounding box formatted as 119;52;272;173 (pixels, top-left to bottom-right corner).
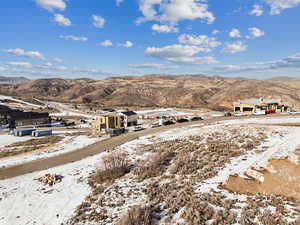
64;132;90;137
224;158;300;200
6;136;64;148
0;136;64;158
264;123;300;127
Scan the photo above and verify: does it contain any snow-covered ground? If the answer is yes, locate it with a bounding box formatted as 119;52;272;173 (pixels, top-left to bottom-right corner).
48;102;95;119
0;152;107;225
0;134;33;148
1;115;300;225
0;94;43;109
0;132;107;168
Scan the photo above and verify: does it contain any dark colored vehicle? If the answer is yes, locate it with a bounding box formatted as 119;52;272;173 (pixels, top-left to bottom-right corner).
190;116;203;121
163;120;176;126
224;112;232;117
177;118;189;123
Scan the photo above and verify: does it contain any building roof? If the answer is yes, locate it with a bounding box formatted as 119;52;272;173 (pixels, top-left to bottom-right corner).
121;111;137;116
8;112;49;120
234;98;289;106
0;104;11;112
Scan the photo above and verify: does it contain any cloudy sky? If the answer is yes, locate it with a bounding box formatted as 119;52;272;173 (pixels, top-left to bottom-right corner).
1;0;300;79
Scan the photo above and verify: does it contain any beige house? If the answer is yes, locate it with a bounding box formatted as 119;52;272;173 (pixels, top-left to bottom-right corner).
233;98;289;114
92;113;125;135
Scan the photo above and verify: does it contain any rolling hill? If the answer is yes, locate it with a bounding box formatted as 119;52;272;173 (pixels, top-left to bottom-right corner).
1;75;300;110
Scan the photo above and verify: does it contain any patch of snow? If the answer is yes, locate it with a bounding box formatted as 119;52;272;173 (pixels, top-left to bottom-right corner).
0;151;108;225
0;135;32;148
0;135;107;168
0;95;42;109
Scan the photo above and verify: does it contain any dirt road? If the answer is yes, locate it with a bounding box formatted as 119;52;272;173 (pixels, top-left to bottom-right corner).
0;114;292;180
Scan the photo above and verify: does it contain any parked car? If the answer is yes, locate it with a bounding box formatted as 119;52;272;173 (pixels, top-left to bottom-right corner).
253;111;266;115
190;116;203;121
133;125;145;132
151;123;161;128
177;118;189;123
234;112;246;117
224;112;232;117
289;111;300;115
163;120;176;126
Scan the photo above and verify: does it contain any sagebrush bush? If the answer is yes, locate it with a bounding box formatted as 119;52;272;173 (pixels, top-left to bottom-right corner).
91;152;130;185
134;151;175;180
116;205;153;225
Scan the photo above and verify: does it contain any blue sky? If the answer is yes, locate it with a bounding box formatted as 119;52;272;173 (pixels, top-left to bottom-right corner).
1;0;300;79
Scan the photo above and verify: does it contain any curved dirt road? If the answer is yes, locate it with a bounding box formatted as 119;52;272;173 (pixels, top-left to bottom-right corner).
0;114;290;180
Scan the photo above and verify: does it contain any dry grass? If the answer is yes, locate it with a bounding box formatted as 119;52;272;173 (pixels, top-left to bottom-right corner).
64;131;91;137
68;126;299;225
6;136;64;147
0;136;64;158
134;151;175;180
116;205;154;225
89;152;130;187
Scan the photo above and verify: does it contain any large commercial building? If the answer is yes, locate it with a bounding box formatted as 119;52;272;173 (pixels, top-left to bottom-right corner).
233;98;289;114
0;104;50;127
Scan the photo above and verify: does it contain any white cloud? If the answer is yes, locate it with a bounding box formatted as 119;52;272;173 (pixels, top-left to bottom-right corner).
53;57;63;63
264;0;300;14
168;56;218;64
122;41;133;48
145;44;218;64
129;63;178;70
6;62;32;68
229;28;241;38
116;0;123;6
35;0;66;11
137;0;215;25
213;53;300;74
250;4;264;16
53;14;72;26
59;35;88;41
178;34;221;50
152;24;178;33
212;29;220;35
222;41;247;54
100;40;113;47
92;15;105;28
247;27;265;39
3;48;45;60
263;53;300;69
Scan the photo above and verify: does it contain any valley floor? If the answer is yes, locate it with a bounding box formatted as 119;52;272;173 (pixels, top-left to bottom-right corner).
1;116;300;225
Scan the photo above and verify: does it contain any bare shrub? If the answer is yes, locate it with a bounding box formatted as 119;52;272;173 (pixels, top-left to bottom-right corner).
134;151;175;180
116;205;153;225
91;152;130;185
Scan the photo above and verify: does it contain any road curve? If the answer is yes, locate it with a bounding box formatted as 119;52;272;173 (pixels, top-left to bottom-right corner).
0;114;291;180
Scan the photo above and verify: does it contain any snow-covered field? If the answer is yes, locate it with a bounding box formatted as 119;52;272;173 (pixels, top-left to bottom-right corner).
0;132;106;168
1;116;300;225
0;94;43;109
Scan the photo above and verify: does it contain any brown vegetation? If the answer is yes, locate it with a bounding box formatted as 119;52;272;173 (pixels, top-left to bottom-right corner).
6;136;63;148
0;136;64;158
1;75;300;110
89;152;130;186
116;205;154;225
134;151;175;180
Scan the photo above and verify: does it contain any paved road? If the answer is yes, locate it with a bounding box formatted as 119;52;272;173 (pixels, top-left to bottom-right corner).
0;114;293;180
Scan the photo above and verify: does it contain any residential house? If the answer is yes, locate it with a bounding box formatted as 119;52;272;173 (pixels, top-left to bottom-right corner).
120;111;138;127
92;113;125;135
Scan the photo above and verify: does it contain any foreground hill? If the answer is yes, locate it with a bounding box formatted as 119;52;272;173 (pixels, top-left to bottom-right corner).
1;75;300;110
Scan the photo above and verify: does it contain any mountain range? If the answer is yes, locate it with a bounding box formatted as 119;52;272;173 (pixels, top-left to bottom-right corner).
0;75;300;110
